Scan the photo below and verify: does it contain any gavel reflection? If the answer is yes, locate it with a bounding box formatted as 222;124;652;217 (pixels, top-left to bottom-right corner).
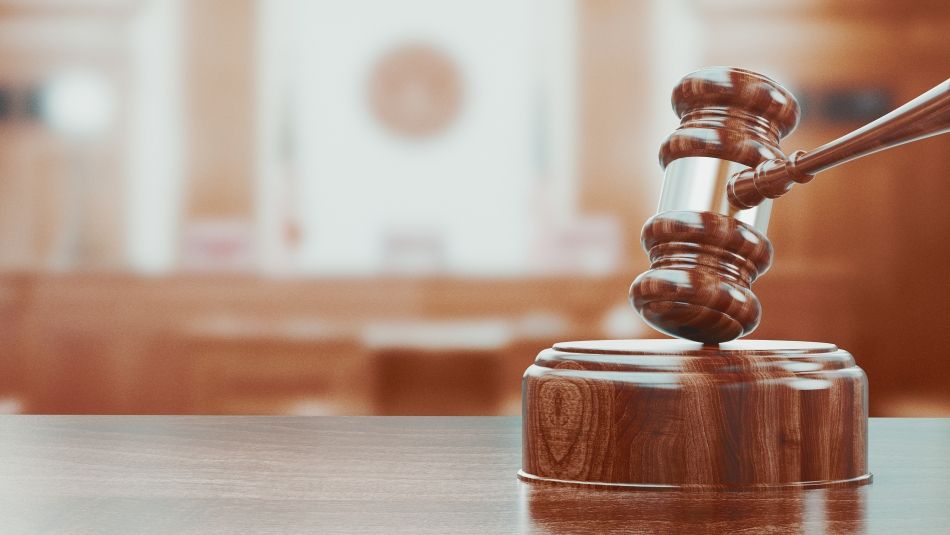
631;67;950;344
523;482;867;534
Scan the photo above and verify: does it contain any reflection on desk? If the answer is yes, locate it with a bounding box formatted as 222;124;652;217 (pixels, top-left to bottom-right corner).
0;417;946;533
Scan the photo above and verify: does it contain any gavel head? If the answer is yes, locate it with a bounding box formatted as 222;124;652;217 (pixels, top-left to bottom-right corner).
630;67;800;344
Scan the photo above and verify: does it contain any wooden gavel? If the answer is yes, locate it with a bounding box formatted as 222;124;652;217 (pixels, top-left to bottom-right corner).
631;67;950;344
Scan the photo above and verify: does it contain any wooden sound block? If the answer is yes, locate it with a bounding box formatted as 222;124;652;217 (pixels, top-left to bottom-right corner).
520;339;870;490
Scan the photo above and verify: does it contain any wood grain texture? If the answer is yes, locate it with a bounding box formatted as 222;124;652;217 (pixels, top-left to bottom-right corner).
658;67;799;169
637;66;799;344
728;76;950;209
0;416;944;534
630;211;773;343
522;339;868;489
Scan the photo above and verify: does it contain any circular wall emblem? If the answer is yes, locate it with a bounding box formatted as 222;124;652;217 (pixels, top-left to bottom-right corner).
368;43;463;139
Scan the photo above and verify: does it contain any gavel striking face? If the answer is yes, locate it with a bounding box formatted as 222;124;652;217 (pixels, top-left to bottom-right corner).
631;66;950;344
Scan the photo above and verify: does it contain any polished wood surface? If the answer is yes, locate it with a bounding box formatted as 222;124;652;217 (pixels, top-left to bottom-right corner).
728;76;950;209
631;211;773;343
658;67;799;168
521;339;868;489
0;416;944;534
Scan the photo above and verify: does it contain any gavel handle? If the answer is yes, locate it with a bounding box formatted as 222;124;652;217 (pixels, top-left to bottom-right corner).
728;77;950;209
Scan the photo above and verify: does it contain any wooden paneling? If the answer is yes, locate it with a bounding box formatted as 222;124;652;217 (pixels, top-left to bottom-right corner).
10;274;617;414
182;0;255;219
0;5;131;269
577;1;660;270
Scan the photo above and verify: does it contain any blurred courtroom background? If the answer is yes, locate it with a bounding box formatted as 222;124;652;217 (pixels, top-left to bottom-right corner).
0;0;948;416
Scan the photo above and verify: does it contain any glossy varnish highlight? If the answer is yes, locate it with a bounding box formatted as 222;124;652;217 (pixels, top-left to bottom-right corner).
633;67;800;343
659;67;799;168
521;339;869;489
631;210;773;343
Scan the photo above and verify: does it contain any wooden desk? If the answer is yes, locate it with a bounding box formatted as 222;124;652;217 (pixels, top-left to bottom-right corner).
0;417;946;533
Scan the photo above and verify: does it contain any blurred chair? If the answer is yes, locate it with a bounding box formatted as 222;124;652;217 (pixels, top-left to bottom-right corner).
0;275;29;414
364;320;511;415
142;316;370;415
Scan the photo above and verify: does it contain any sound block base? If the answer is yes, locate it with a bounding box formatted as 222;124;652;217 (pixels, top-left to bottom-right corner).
520;339;870;490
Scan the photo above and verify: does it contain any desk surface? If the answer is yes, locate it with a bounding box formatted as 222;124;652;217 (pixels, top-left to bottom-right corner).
0;417;947;534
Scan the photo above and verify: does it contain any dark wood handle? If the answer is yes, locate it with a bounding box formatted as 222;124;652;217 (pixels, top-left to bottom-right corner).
728;77;950;209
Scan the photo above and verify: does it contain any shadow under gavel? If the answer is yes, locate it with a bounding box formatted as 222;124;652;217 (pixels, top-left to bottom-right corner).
631;68;950;344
